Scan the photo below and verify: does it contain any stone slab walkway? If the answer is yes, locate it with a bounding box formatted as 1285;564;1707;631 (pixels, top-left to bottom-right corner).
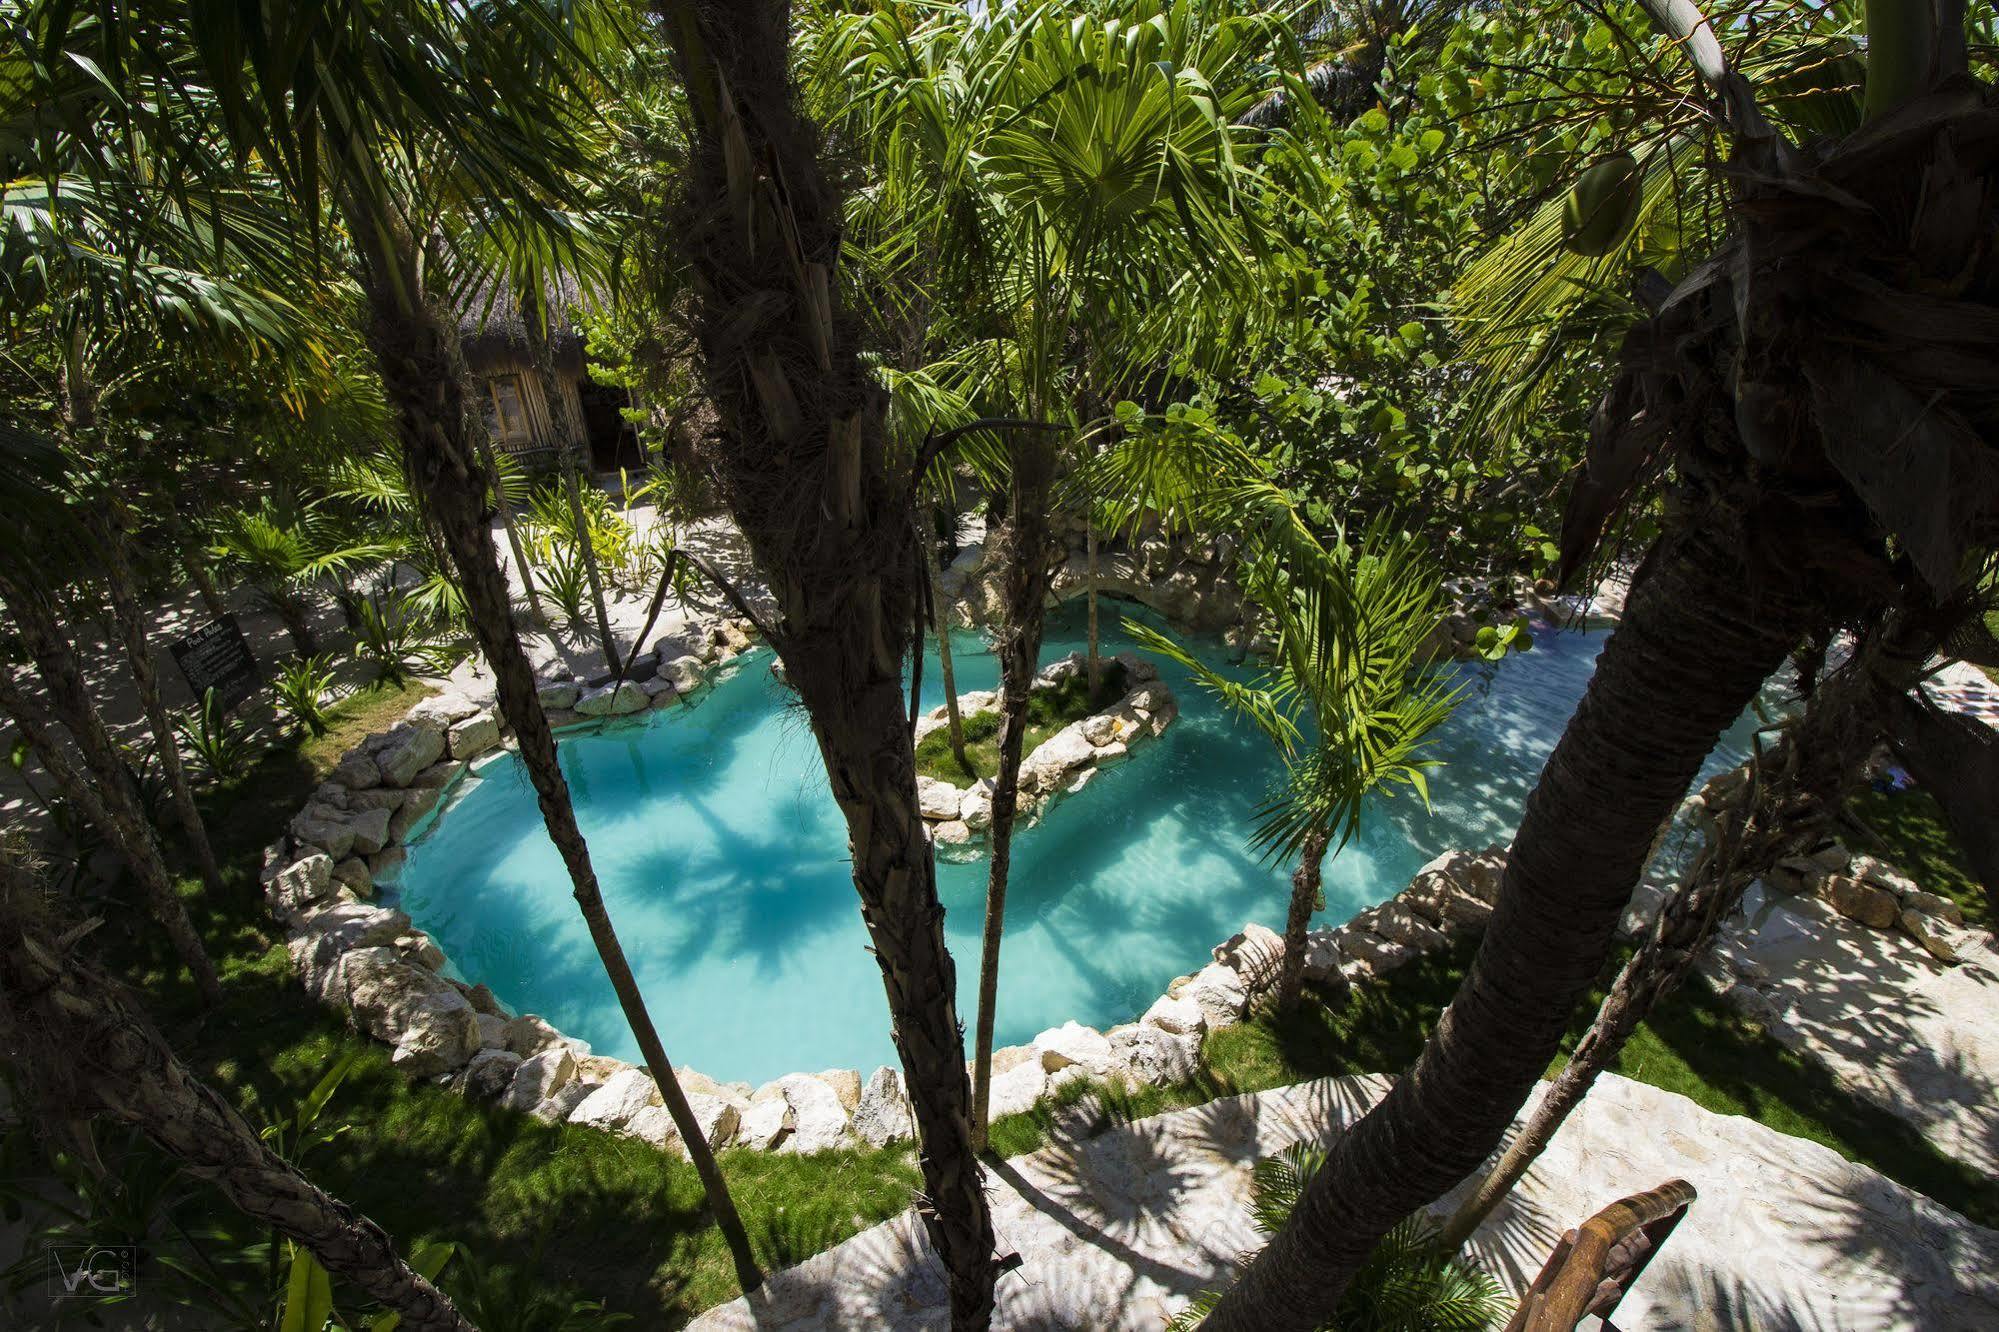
689;1073;1999;1330
1706;887;1999;1177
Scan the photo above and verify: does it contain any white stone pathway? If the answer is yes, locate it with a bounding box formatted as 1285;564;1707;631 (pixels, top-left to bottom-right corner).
1707;887;1999;1178
689;1073;1999;1330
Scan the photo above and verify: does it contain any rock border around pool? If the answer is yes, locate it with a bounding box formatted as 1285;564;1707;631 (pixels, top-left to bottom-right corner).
912;650;1179;853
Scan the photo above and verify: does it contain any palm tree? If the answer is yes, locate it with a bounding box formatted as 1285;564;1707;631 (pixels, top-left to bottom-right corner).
821;0;1311;1149
1436;601;1955;1247
1198;0;1999;1323
0;844;475;1332
1133;523;1459;1011
20;0;763;1292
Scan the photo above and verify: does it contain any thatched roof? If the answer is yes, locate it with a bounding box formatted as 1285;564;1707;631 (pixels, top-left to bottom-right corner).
455;270;589;378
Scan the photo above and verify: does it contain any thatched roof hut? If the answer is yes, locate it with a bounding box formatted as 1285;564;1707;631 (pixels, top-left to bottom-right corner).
454;274;639;471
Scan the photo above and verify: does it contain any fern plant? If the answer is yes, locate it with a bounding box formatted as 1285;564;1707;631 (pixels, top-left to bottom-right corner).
1171;1144;1510;1332
349;589;448;686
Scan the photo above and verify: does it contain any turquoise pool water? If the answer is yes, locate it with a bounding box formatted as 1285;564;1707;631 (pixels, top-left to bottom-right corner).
392;602;1768;1085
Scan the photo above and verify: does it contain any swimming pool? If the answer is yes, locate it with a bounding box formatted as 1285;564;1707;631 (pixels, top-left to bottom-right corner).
392;602;1769;1085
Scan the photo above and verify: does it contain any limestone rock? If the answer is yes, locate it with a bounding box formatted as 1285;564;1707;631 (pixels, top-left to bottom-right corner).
1900;908;1972;964
406;693;481;729
448;710;501;760
336;948;479;1076
344;787;408;813
917;776;964;820
1032;1021;1114;1077
329;752;382;791
1020;724;1096;794
986;1059;1049;1119
853;1066;915;1148
931;819;974;847
1214;923;1285;993
268;853;335;923
1299;929;1344;983
1823;874;1901;929
409;761;462;789
376;725;446;788
571;1068;663;1131
463;1048;522;1100
290;807;356;861
1341;928;1419;975
734;1096;794;1150
1902;888;1965;926
537;681;581;711
395;932;445;971
576;681;648;717
1109;1023;1201;1086
1853;855;1921;900
1351;901;1449;952
1400;870;1493;937
1140;994;1206;1037
815;1068;862;1112
1170;963;1248;1029
386;784;442;844
679;1093;742;1155
623;1104;681;1152
474;1012;509;1050
959;781;995;831
765;1073;851;1154
533;1080;593;1125
661;654;707;695
504;1047;579;1115
346;806;393;857
502;1014;567;1058
990;1045;1039;1075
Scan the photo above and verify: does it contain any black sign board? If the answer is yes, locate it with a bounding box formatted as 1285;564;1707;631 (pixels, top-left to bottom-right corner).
170;616;261;713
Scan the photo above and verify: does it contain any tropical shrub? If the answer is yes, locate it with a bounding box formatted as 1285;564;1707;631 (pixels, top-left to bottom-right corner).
174;687;264;785
272;654;339;737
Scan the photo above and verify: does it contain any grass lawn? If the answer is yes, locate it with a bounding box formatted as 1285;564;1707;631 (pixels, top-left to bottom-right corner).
34;674;1991;1328
1848;785;1992;930
915;660;1128;785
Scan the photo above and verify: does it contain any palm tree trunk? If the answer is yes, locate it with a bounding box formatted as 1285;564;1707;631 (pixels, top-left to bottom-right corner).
1275;830;1330;1012
96;507;225;895
472;416;543;624
924;525;971;771
169;508;229;620
347;220;761;1294
1202;522;1825;1330
531;326;618;674
655;9;1000;1322
1437;606;1936;1249
1085;515;1101;700
0;580;222;1004
0;668;120;842
0;859;475;1332
971;450;1057;1150
272;587;320;657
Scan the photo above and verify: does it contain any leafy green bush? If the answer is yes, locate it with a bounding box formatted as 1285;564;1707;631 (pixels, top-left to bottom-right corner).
176;687;265;785
273;655;339;737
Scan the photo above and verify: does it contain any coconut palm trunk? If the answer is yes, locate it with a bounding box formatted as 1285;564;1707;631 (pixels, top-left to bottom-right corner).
1437;606;1940;1248
0;579;222;1004
1202;523;1824;1329
170;509;230;620
0;856;475;1332
924;529;971;771
971;446;1057;1150
531;321;619;674
1274;829;1330;1012
96;508;226;895
345;214;761;1293
652;7;999;1322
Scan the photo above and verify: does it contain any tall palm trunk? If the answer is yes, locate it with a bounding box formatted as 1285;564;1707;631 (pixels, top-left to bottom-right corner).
1202;522;1824;1330
97;507;225;895
0;580;222;1003
1274;829;1330;1012
970;446;1057;1150
924;523;971;771
346;217;760;1294
653;8;998;1323
533;325;618;674
270;587;321;657
1085;513;1101;699
472;418;543;623
0;857;476;1332
1437;607;1936;1248
168;508;229;620
0;668;122;845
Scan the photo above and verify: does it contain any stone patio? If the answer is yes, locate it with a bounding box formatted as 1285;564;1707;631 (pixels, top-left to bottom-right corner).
689;1073;1999;1330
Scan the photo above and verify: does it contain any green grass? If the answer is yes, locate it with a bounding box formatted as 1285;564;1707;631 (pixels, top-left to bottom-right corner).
47;669;1994;1328
914;661;1128;785
1847;786;1991;930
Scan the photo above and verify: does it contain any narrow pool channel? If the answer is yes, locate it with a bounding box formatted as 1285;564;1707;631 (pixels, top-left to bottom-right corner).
390;601;1768;1084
